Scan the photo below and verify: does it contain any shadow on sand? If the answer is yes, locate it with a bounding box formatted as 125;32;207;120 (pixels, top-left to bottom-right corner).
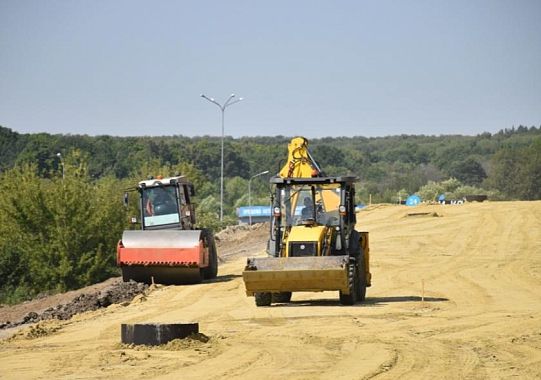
363;295;449;306
206;274;242;284
273;295;448;308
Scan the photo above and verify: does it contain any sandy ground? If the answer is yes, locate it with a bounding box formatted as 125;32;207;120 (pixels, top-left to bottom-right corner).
1;201;540;379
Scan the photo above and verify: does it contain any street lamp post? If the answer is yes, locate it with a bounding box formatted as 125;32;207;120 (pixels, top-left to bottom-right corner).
56;152;64;180
200;93;244;222
248;170;269;225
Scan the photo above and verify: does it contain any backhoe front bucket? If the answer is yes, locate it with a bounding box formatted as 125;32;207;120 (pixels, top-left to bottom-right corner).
242;256;350;295
117;230;207;284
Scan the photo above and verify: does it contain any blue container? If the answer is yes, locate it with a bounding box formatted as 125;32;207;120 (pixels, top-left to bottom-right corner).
406;195;421;206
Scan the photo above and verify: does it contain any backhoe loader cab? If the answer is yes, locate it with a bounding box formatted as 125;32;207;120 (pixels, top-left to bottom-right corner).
117;175;218;285
270;176;357;257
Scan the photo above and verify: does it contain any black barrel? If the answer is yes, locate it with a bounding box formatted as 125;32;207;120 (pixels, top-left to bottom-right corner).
121;323;199;346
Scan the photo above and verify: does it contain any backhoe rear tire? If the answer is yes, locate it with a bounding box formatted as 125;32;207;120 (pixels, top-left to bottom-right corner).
255;292;272;307
356;252;367;302
339;261;357;306
272;292;292;303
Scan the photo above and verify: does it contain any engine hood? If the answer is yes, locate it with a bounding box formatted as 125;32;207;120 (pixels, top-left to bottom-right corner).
287;225;327;243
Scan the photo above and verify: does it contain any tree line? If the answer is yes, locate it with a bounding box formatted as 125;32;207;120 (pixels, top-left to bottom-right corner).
2;125;540;201
0;125;540;303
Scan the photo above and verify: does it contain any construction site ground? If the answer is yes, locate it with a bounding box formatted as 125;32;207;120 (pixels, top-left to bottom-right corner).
1;201;540;379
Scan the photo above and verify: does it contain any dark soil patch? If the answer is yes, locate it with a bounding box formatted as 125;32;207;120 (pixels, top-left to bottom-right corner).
0;279;148;330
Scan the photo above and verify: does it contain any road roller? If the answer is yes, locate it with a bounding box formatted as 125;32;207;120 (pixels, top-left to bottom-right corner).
117;175;218;284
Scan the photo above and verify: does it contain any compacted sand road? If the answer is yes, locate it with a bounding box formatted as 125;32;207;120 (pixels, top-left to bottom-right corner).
1;201;540;379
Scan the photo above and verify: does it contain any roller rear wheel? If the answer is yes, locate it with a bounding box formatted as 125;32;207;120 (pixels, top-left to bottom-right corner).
202;230;218;280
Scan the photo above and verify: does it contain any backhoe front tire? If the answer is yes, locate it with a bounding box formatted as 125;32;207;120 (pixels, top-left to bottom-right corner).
255;292;272;307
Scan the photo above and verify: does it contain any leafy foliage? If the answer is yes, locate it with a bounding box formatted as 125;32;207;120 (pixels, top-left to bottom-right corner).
485;137;541;200
0;161;126;303
447;157;487;185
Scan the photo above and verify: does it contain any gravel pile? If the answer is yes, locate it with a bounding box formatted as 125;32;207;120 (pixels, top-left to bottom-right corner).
215;222;267;241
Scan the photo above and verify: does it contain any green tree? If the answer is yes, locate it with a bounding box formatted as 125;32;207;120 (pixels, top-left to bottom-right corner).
448;157;487;185
0;160;127;303
487;138;541;200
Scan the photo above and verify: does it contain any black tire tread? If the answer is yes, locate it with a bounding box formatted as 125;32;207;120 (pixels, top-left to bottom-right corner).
272;292;292;303
255;292;272;307
339;260;357;305
356;252;367;302
202;229;218;280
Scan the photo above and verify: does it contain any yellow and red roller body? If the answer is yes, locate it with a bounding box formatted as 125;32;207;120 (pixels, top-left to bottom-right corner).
116;230;209;269
117;240;207;268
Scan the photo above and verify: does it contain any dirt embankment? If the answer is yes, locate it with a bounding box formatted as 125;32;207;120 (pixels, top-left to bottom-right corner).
0;223;267;331
0;279;149;330
1;202;540;379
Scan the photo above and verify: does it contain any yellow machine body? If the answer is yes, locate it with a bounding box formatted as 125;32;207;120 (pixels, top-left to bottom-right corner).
285;225;327;257
243;229;370;296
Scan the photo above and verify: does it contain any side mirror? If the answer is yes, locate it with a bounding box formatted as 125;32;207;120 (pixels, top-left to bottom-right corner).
123;192;129;207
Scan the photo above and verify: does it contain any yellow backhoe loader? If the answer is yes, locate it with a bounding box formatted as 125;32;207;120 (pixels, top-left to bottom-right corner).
242;137;371;306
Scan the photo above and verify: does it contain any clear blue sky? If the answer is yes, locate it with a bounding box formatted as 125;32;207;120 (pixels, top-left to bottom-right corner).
1;0;540;138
